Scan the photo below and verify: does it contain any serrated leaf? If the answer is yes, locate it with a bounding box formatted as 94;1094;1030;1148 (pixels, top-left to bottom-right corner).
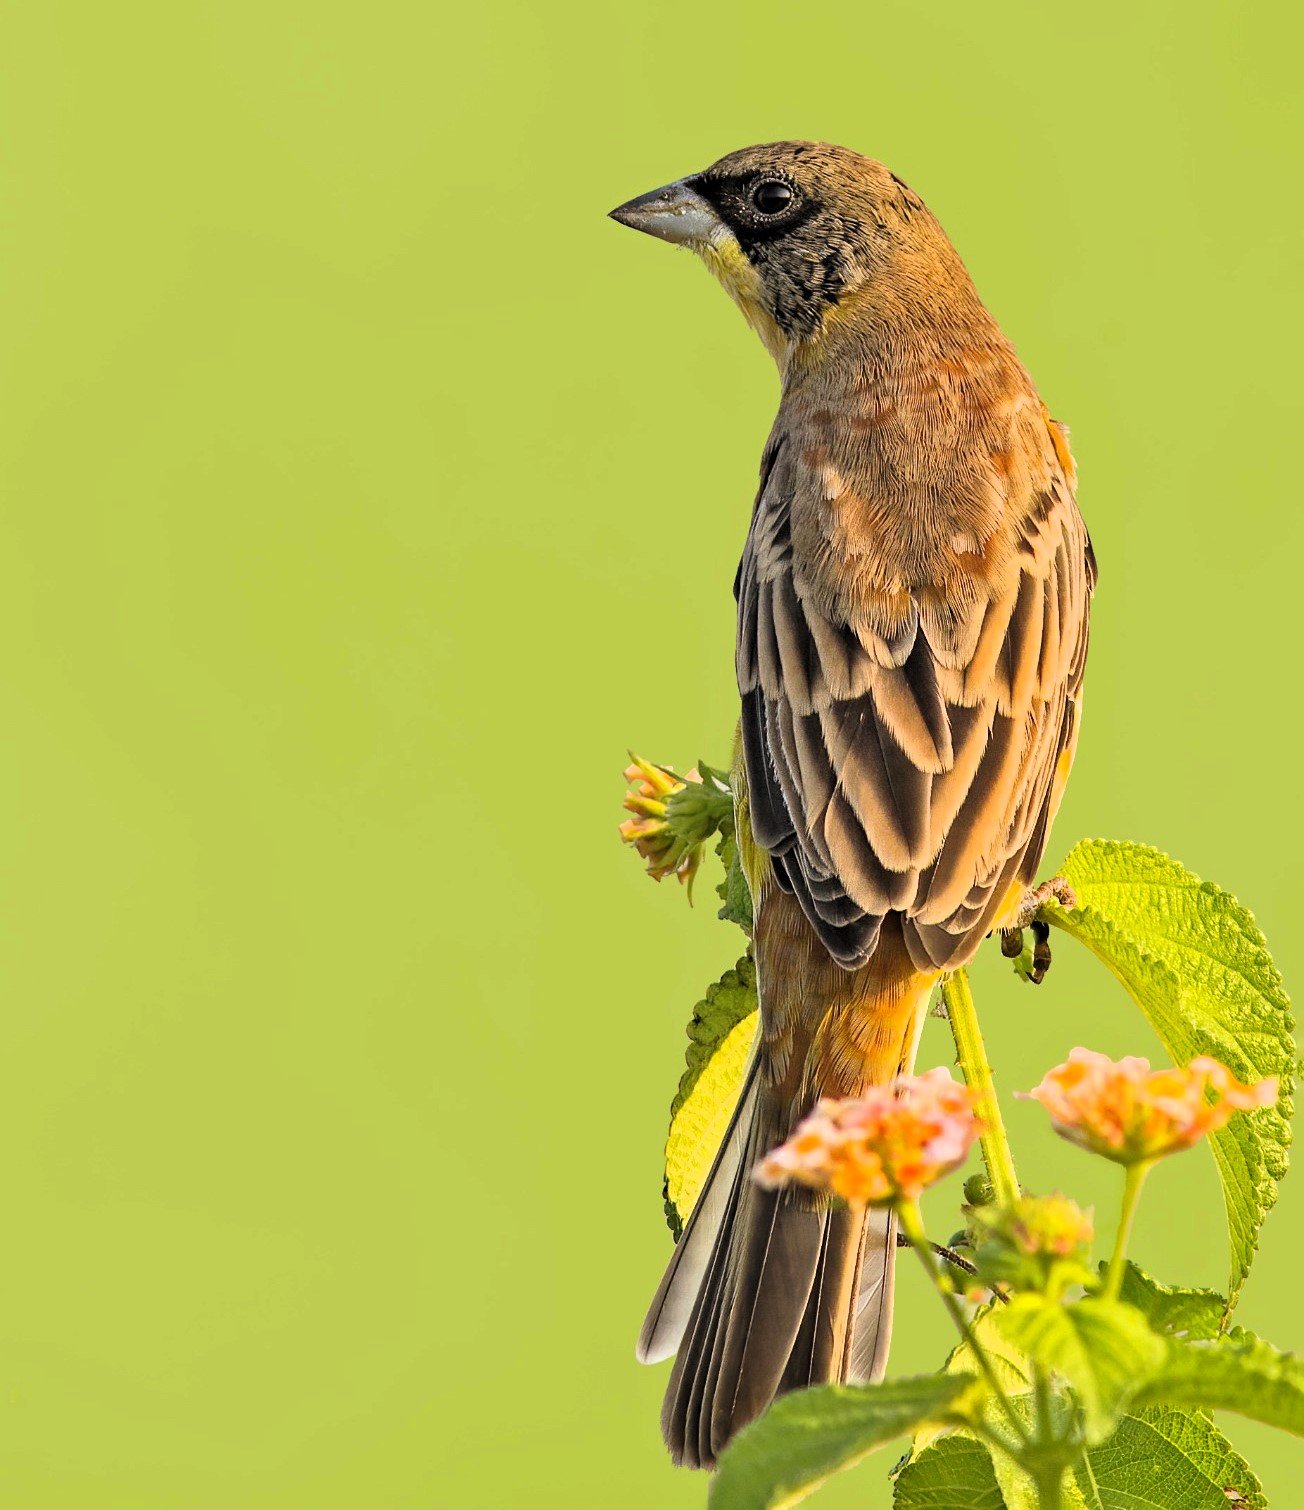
663;957;757;1236
891;1434;1005;1508
923;1298;1265;1508
709;1374;978;1510
717;827;754;932
1135;1328;1304;1435
1112;1262;1224;1341
921;1304;1262;1508
908;1408;1266;1510
1084;1407;1265;1509
993;1296;1165;1442
1046;839;1295;1307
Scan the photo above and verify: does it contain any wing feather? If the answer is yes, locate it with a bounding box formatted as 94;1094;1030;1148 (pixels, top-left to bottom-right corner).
737;426;1092;971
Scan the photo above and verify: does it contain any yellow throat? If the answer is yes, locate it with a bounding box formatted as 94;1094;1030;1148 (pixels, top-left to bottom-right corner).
697;233;789;367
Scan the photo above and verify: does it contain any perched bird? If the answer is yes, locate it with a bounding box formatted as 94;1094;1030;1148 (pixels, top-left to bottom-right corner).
610;142;1095;1470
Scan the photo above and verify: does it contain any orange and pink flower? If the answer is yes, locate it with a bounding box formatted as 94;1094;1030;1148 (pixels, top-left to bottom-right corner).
755;1067;981;1207
1021;1048;1276;1165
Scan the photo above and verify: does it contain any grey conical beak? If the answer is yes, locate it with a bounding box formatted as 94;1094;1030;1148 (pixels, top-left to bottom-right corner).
608;179;721;246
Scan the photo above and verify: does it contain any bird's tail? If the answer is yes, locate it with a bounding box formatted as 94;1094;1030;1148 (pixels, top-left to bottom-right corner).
637;913;935;1469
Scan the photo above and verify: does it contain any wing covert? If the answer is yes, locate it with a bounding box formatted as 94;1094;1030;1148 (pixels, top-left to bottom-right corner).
736;414;1092;971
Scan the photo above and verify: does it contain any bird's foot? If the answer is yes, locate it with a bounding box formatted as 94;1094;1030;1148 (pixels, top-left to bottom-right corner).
999;876;1076;986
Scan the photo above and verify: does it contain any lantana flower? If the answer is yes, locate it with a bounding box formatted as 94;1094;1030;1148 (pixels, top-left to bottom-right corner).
1008;1192;1094;1258
755;1067;981;1207
618;756;704;890
1021;1048;1276;1166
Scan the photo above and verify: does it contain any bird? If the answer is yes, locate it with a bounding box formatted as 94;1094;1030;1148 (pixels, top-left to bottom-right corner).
609;142;1095;1471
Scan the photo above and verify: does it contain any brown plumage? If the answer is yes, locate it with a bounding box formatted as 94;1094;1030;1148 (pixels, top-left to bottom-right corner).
611;141;1094;1469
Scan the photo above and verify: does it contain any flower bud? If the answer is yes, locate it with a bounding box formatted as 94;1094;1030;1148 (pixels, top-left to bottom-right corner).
618;756;705;892
972;1192;1095;1297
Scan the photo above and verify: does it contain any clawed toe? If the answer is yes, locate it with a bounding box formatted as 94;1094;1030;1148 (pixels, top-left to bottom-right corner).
999;877;1075;985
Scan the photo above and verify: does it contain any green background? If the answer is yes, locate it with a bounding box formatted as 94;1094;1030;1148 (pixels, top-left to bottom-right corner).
2;1;1299;1504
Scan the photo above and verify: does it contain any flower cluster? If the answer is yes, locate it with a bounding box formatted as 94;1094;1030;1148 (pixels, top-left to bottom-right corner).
1022;1048;1276;1165
618;756;704;890
1007;1192;1095;1258
755;1068;981;1207
972;1192;1096;1296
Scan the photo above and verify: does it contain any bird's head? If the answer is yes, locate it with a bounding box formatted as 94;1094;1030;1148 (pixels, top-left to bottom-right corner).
610;141;973;369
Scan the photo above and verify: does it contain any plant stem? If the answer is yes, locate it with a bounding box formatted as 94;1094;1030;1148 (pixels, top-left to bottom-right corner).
897;1202;1031;1446
940;968;1020;1208
1034;1463;1065;1510
1033;1361;1055;1445
1104;1160;1151;1301
1028;1358;1069;1508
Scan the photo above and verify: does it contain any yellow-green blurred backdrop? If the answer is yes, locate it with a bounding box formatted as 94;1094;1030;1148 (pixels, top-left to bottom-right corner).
2;1;1299;1504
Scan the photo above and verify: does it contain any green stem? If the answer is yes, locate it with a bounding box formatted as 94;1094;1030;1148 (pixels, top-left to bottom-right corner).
940;968;1020;1208
898;1202;1031;1446
1104;1160;1151;1301
1034;1463;1065;1510
1029;1358;1069;1508
1033;1361;1055;1445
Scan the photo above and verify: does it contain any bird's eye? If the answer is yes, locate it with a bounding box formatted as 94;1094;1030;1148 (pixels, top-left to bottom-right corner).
751;179;794;216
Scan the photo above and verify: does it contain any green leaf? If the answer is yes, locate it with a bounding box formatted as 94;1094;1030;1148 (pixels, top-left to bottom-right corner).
663;957;757;1236
993;1296;1165;1442
900;1412;1262;1510
1083;1407;1265;1509
717;825;754;932
709;1374;979;1510
923;1303;1262;1507
891;1434;1005;1508
1135;1327;1304;1435
1046;839;1295;1307
1112;1262;1225;1341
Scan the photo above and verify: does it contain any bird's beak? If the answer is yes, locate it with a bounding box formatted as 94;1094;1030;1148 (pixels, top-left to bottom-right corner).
608;178;721;247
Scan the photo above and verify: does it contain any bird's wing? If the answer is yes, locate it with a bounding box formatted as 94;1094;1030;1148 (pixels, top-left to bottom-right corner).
736;419;1094;972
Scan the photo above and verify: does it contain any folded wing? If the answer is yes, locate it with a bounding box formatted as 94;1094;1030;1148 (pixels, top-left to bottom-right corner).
736;426;1095;971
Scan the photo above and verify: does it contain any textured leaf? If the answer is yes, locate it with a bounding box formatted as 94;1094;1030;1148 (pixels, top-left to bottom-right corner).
663;957;757;1236
930;1310;1082;1507
968;1412;1262;1510
717;826;754;931
662;756;753;931
941;1304;1031;1392
1135;1328;1304;1435
1113;1262;1224;1342
923;1304;1263;1508
709;1374;978;1510
1046;840;1295;1307
891;1434;1004;1508
993;1296;1165;1442
1084;1406;1265;1509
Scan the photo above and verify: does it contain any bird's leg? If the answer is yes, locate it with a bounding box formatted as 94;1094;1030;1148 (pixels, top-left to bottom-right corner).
998;877;1077;985
1012;875;1077;928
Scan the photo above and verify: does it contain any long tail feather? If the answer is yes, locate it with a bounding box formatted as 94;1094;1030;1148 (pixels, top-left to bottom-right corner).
641;903;935;1469
637;1059;760;1366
